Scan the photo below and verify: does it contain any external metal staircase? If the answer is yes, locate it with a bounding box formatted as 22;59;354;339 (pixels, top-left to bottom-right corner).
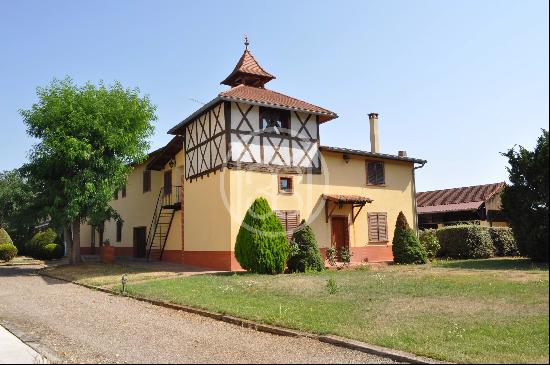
146;185;182;261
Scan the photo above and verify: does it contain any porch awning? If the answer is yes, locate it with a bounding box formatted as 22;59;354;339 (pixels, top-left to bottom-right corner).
323;194;373;205
322;194;373;223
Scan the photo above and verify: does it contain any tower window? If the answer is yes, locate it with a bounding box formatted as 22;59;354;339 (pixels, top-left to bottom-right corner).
260;107;290;135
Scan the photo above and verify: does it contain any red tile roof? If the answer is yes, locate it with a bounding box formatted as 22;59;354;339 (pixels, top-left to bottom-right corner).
323;194;373;204
221;49;275;87
417;201;484;214
416;182;506;214
219;85;337;122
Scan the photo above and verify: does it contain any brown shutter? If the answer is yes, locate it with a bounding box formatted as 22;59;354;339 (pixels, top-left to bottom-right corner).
368;212;388;243
368;213;379;241
143;170;151;193
367;162;385;185
286;210;300;240
377;162;385;185
116;221;123;242
367;162;376;185
378;213;388;241
274;210;300;241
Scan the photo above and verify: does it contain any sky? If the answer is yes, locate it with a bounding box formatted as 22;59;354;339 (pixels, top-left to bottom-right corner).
0;0;548;192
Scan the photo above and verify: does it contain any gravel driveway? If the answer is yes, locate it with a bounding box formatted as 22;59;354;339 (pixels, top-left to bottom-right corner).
0;265;397;364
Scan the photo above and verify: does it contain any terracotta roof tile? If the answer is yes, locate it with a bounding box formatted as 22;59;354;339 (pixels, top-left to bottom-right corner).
417;201;484;214
221;49;275;87
219;85;337;122
416;182;506;209
323;194;373;204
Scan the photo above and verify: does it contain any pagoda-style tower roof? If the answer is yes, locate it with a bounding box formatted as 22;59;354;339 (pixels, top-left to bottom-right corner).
220;38;275;88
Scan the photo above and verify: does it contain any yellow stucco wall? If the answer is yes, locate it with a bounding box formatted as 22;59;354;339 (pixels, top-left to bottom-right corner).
183;169;232;251
80;142;417;259
226;150;416;250
80;149;185;252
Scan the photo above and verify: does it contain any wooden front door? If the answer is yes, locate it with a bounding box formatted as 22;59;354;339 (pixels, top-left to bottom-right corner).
164;170;172;196
331;216;349;259
133;227;147;258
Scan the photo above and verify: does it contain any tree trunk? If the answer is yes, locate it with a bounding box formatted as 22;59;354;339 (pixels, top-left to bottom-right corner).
69;219;82;264
63;226;71;258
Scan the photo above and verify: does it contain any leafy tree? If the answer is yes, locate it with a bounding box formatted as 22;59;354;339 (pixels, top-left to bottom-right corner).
0;169;42;251
287;220;324;272
20;77;156;264
392;212;427;264
501;129;548;262
234;197;289;274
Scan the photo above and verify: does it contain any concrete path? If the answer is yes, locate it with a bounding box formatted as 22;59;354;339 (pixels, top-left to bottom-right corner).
0;324;48;364
0;265;397;364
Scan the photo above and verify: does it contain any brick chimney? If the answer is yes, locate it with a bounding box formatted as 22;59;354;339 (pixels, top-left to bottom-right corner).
368;113;380;153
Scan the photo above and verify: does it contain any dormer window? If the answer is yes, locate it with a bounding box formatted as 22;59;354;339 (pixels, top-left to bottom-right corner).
260;107;290;135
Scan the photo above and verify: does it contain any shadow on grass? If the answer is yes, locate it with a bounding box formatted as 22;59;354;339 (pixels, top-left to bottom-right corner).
433;258;548;271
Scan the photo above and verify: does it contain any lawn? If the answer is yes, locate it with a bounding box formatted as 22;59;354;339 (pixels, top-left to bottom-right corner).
114;258;548;364
41;263;184;287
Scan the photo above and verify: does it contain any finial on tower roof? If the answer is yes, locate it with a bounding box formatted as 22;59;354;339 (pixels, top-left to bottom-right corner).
220;37;276;87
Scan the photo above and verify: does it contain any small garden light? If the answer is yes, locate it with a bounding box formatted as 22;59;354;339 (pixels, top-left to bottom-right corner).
121;274;128;293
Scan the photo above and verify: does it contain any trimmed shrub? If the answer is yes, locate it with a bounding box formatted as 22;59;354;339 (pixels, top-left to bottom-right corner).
234;197;289;274
0;243;18;261
25;228;58;259
392;212;427;264
42;243;64;260
287;220;324;273
0;228;13;245
437;225;494;259
419;229;441;259
489;227;520;257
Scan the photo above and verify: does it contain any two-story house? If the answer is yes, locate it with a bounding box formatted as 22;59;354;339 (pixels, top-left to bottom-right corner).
80;41;427;270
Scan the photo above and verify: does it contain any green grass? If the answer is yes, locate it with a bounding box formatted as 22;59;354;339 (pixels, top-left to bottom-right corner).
117;258;548;364
41;263;183;287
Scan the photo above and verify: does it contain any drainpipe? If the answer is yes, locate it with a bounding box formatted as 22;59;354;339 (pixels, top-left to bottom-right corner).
412;160;427;235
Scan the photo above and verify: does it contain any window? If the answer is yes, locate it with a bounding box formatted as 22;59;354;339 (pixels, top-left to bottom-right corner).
278;176;293;194
116;221;123;242
366;161;385;185
368;212;388;243
260;107;290;135
113;190;118;200
143;169;151;193
274;210;300;240
121;185;126;198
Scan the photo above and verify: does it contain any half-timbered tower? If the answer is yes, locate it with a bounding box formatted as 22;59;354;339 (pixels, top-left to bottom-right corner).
80;40;426;270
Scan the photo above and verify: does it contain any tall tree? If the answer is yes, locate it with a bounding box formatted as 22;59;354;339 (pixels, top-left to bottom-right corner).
20;77;156;264
0;169;42;251
501;129;549;262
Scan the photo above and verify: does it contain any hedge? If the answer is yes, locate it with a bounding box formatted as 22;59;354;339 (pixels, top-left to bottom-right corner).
436;225;494;259
25;228;59;259
0;243;18;261
0;228;13;245
42;243;64;260
419;229;440;260
489;227;519;257
287;220;324;272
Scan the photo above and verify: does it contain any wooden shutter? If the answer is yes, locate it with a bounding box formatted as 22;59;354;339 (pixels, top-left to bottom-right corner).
366;161;385;185
368;212;388;243
143;170;151;193
274;210;301;241
116;221;123;242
